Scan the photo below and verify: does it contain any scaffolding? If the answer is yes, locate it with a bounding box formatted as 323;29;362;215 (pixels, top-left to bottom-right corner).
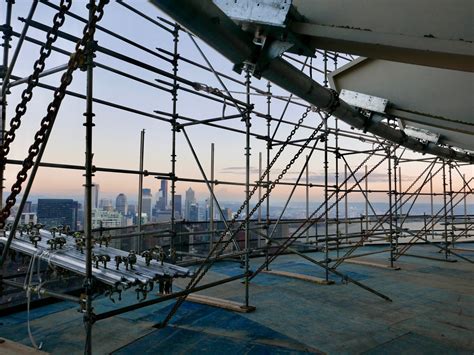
0;1;472;354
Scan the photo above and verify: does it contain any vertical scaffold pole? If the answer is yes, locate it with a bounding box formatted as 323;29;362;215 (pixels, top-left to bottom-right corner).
306;155;309;244
137;129;145;249
393;150;398;249
333;54;340;256
258;151;262;248
83;1;96;352
442;160;448;259
344;164;348;242
430;172;434;239
170;23;179;260
323;50;329;280
244;64;251;307
307;53;313;246
387;145;394;267
448;162;454;248
464;174;467;239
265;81;271;270
324;116;329;282
398;166;402;218
335;119;340;257
0;0;13;211
365;165;369;234
209;142;214;251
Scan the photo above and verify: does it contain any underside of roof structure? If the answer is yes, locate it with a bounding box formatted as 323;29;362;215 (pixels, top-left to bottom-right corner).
151;0;474;162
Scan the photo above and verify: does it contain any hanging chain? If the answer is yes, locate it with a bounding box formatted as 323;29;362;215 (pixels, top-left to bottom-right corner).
191;106;312;277
1;0;72;162
0;0;109;228
230;106;312;223
161;109;325;326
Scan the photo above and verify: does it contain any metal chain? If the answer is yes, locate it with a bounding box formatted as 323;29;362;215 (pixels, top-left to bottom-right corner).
185;106;312;280
161;109;323;326
1;0;72;162
229;106;312;226
0;0;109;228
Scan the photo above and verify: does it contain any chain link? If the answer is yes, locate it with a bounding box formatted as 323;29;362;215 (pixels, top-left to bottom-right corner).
161;108;324;326
1;0;72;161
0;0;109;228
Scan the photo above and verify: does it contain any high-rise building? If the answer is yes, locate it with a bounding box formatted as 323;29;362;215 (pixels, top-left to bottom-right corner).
115;193;127;215
223;207;233;220
23;201;32;213
92;208;126;229
185;187;196;219
99;198;113;211
92;184;100;209
37;199;79;230
204;199;210;221
189;203;199;221
175;194;182;218
142;188;152;218
20;212;37;225
127;204;136;217
157;179;168;211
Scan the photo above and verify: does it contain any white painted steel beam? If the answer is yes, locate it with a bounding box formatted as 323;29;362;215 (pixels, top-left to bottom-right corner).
291;0;473;72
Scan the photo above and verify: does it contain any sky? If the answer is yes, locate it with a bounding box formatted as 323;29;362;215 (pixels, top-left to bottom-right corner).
1;0;472;209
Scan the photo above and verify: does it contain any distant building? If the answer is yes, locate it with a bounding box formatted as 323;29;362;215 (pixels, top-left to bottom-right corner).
115;193;127;215
37;199;79;230
185;187;196;219
142;188;152;218
157;179;168;211
92;184;100;209
223;207;233;220
154;210;172;222
189;203;199;221
20;212;37;225
204;199;210;221
99;198;113;211
92;209;125;229
24;201;32;213
127;204;136;217
175;194;182;218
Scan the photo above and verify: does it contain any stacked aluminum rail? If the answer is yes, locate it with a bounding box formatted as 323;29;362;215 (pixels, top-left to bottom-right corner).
1;230;192;288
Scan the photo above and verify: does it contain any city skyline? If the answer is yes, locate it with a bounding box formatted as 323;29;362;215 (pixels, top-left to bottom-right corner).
2;1;470;209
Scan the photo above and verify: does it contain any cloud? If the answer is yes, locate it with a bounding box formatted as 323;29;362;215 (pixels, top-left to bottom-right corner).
220;166;416;184
220;166;262;174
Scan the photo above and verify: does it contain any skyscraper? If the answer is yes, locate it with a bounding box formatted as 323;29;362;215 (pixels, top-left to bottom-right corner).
115;193;127;215
99;198;113;211
142;188;152;218
157;179;168;211
185;187;196;219
24;201;32;213
128;204;136;218
223;207;233;220
175;194;182;218
37;199;79;230
92;184;99;209
189;203;199;221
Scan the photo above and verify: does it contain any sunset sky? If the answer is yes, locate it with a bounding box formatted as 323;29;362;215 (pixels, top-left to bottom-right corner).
1;0;472;209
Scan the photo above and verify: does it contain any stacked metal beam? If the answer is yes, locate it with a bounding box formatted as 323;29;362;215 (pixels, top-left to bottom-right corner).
0;230;192;288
